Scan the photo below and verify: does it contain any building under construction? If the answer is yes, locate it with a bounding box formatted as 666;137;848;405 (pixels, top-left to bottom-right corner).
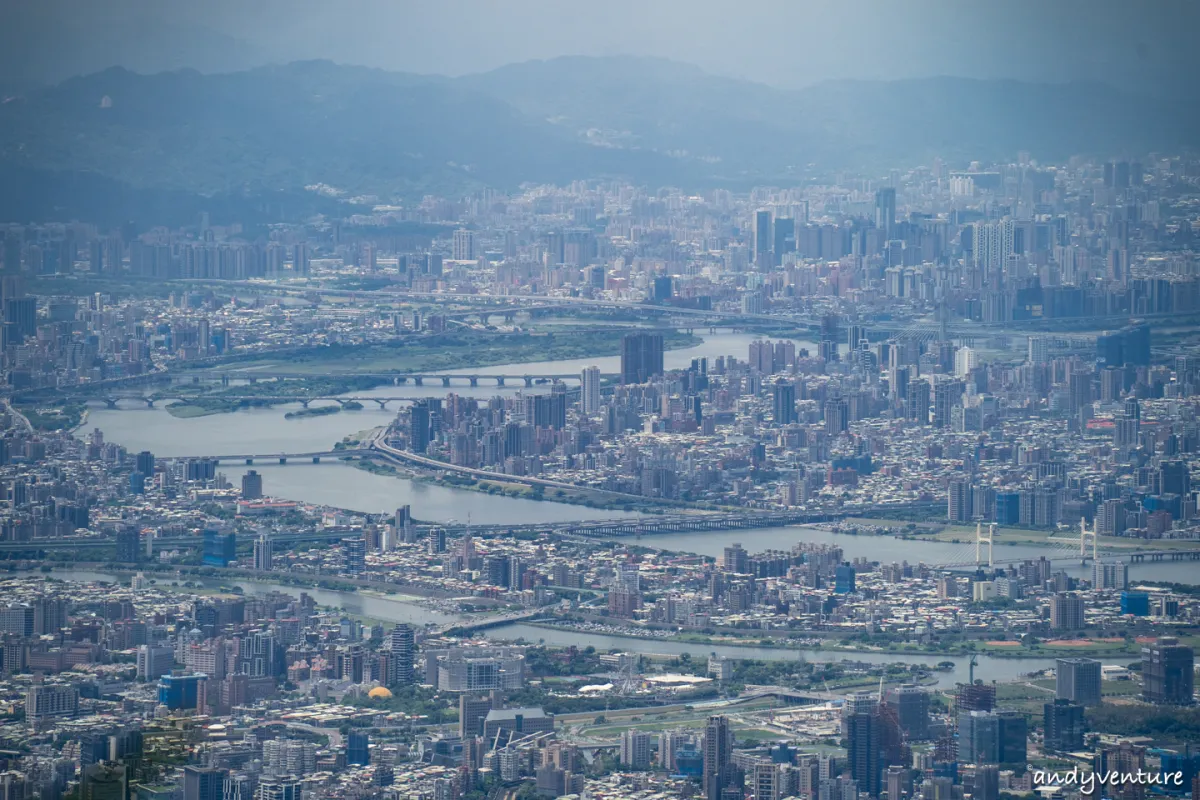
954;681;996;713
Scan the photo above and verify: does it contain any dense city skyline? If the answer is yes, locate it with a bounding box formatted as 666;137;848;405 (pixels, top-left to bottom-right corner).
1;5;1200;800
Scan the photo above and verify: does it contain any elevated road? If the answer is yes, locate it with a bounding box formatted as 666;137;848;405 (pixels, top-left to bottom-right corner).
159;448;366;464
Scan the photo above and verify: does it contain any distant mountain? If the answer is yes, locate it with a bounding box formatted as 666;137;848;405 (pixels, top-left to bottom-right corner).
462;56;1200;175
0;7;268;92
1;57;1196;226
0;60;688;225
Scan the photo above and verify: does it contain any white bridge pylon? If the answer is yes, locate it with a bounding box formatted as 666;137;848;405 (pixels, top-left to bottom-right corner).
1079;517;1098;561
975;521;995;567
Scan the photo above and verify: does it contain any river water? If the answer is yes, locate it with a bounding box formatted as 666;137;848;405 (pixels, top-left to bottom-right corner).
626;526;1200;583
78;331;813;520
49;569;1061;687
51;568;462;627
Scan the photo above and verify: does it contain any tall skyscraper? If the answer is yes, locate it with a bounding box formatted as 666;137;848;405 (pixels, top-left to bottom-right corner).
1056;658;1102;706
947;480;972;522
410;401;431;453
620;333;664;385
452;229;477;261
773;217;795;264
254;534;273;572
772;379;796;425
344;537;366;576
885;684;931;741
620;730;652;769
347;731;370;766
581;366;602;414
459;694;493;738
116;526;140;564
875;188;897;239
1043;700;1085;752
81;762;127;800
753;210;772;268
183;766;227;800
844;692;881;797
390;624;415;685
1141;636;1195;705
1050;593;1085;631
824;398;848;435
241;470;263;500
702;715;732;800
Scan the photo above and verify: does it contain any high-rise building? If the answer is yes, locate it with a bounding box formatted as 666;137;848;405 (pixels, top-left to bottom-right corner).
410;402;431;454
972;219;1014;280
772;379;796;425
933;379;964;428
202;530;236;567
875;188;897;239
753;210;772;268
25;684;79;721
81;762;127;800
452;229;477;261
241;470;263;500
620;333;664;384
620;730;651;769
343;538;366;576
347;731;370;766
1141;636;1195;705
184;766;227;800
157;674;206;710
947;480;972;522
834;563;856;594
291;243;309;276
954;347;977;378
1050;592;1085;631
254;534;273;572
905;379;931;424
116;526;140;564
843;693;881;797
137;645;174;681
390;624;415;685
884;684;930;740
824;398;848;435
1043;699;1085;752
703;715;732;800
1093;560;1128;591
955;682;996;713
773;217;795;264
958;710;1020;765
395;505;415;544
581;366;602;414
1027;337;1049;364
459;694;493;738
1094;743;1147;800
1056;658;1101;706
256;776;302;800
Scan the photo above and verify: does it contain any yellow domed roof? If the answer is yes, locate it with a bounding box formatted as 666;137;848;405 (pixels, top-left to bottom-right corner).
368;686;393;699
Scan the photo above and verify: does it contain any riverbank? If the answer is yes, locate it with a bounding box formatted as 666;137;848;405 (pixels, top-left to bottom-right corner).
176;328;700;376
523;620;1156;660
352;455;667;513
37;562;472;604
285;405;343;420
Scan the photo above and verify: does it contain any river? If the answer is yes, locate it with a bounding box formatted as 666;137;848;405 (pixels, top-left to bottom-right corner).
77;330;813;519
50;568;461;627
624;525;1200;583
47;569;1061;687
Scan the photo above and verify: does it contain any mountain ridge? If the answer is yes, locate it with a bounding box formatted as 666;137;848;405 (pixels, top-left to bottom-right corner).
2;57;1195;225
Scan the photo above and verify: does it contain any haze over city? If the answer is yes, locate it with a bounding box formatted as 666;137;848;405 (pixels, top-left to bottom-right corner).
0;3;1198;800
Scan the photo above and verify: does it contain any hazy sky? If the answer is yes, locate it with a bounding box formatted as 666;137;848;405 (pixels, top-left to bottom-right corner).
5;0;1199;93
